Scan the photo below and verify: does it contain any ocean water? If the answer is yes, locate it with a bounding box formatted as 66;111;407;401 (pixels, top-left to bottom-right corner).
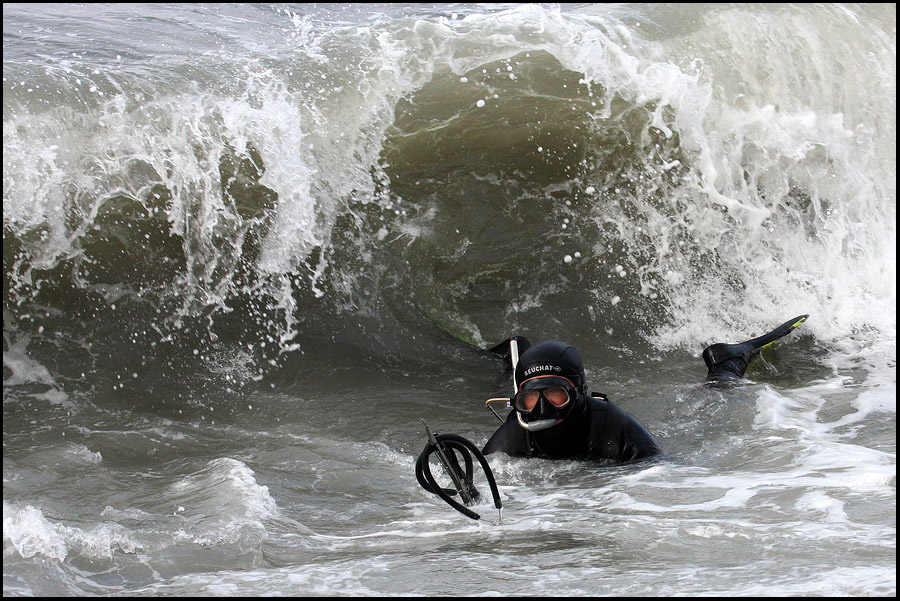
3;3;895;596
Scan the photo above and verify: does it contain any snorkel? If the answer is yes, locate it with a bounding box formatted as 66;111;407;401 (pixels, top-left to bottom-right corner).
510;338;564;431
516;410;562;432
515;376;576;432
513;341;558;431
484;338;585;432
515;340;586;432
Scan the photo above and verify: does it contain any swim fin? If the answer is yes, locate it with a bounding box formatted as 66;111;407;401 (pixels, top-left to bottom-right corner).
703;315;808;381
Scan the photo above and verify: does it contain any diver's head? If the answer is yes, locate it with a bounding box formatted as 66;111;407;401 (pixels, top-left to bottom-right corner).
513;340;587;432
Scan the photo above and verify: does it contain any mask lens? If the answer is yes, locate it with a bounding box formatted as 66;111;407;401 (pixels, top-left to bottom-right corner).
514;387;572;412
514;390;540;411
543;387;571;407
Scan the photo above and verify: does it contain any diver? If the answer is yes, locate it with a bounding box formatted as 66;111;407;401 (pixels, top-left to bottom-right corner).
481;315;808;463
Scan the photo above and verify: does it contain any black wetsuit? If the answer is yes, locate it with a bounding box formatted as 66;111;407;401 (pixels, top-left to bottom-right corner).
480;316;807;464
482;393;661;463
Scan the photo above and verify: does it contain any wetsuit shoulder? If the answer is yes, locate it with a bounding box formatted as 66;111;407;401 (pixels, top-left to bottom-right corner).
619;411;662;461
585;396;661;462
482;413;529;457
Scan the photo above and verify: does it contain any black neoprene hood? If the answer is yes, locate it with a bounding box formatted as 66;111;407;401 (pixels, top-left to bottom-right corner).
514;340;587;390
